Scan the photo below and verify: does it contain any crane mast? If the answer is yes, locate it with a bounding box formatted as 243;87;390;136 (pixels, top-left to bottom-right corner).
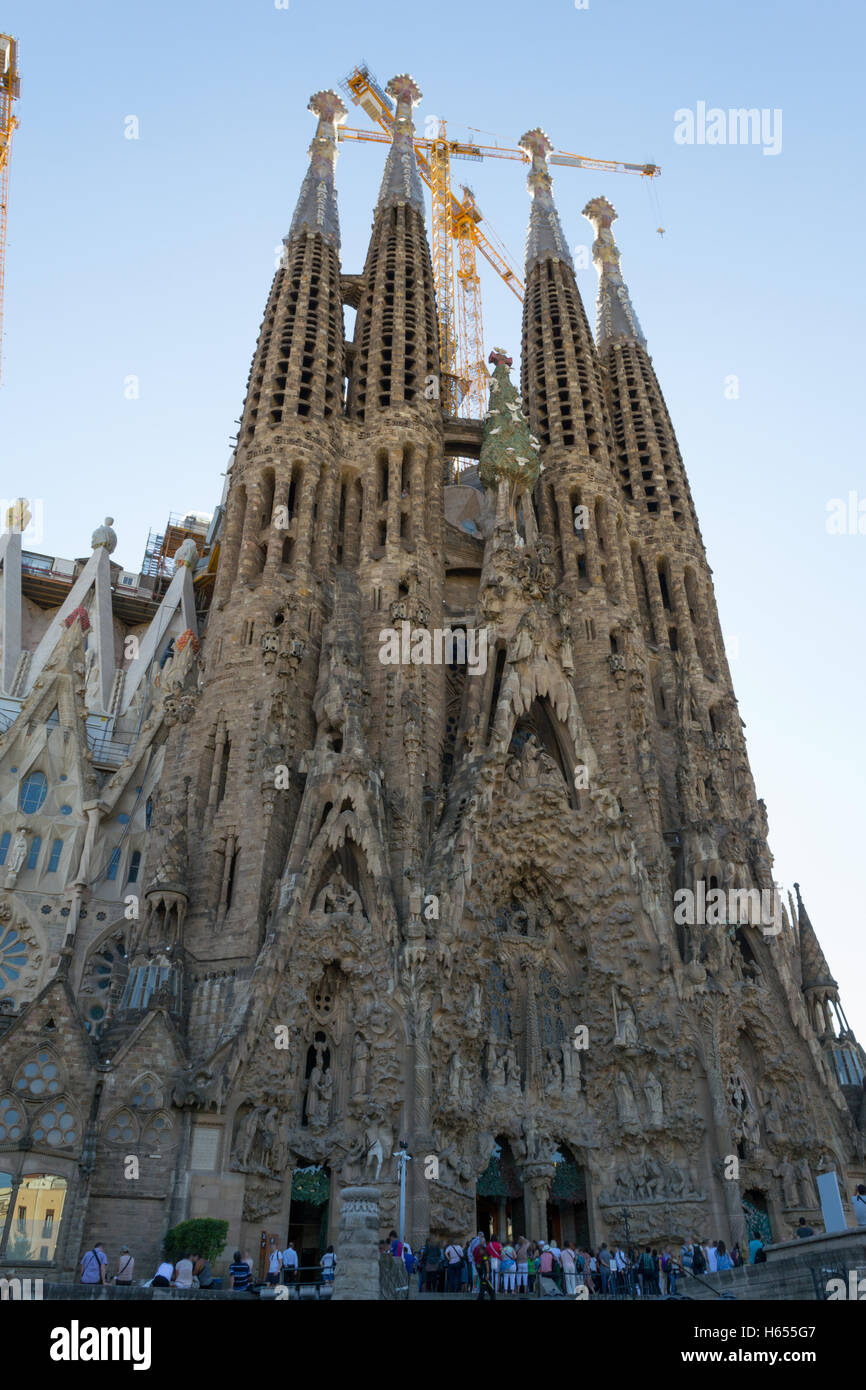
339;63;662;423
0;35;19;386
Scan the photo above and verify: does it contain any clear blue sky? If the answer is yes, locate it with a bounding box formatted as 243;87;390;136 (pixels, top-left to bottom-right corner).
3;0;865;1038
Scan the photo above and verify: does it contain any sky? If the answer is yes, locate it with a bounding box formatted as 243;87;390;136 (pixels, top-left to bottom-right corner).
2;0;864;1038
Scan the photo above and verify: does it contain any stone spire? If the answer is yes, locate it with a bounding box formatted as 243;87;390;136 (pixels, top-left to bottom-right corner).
582;196;646;351
375;74;425;216
519;128;573;273
794;883;838;993
287;89;347;250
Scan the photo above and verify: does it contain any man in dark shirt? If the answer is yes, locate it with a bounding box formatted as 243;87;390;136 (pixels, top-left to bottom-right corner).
795;1218;815;1239
473;1236;495;1301
229;1249;252;1291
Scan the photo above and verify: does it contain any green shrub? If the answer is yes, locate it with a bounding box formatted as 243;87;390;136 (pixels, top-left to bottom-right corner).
163;1217;228;1264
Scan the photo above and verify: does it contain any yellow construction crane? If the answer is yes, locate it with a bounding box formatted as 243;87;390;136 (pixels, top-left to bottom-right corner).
0;35;20;386
339;64;660;419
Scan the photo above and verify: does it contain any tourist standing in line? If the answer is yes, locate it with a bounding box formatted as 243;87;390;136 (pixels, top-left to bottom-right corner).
560;1241;577;1295
598;1242;611;1295
853;1184;866;1226
473;1235;495;1301
467;1231;483;1291
266;1244;283;1285
716;1241;734;1270
228;1250;252;1291
80;1241;107;1285
113;1245;135;1286
445;1238;464;1293
500;1239;517;1293
705;1239;718;1272
487;1233;502;1291
515;1235;530;1295
282;1241;298;1287
320;1245;337;1283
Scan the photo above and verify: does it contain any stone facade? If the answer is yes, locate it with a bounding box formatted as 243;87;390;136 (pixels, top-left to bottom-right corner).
0;75;864;1283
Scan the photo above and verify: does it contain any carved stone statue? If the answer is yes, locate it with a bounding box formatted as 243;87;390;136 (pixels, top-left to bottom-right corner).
613;988;640;1047
306;1048;332;1126
351;1034;369;1100
643;1071;664;1127
615;1070;639;1126
317;872;364;921
6;828;27;877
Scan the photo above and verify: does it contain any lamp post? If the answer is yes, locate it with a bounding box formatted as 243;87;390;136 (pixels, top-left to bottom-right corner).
395;1143;412;1245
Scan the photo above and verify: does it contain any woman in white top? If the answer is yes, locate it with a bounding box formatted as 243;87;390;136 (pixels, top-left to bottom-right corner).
320;1245;337;1283
173;1255;194;1288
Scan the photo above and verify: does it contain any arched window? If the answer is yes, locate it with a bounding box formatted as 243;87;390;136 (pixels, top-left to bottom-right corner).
106;847;122;881
127;850;141;884
145;797;153;829
13;1049;64;1097
26;836;42;871
32;1099;77;1148
47;839;63;873
19;771;48;814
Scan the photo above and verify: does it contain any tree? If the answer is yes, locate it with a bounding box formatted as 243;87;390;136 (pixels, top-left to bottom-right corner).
163;1218;228;1265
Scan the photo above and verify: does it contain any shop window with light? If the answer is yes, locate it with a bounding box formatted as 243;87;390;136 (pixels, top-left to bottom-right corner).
19;772;48;814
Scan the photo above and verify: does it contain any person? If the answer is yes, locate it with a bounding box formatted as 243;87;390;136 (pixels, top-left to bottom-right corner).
852;1184;866;1226
114;1246;135;1286
192;1253;215;1289
705;1240;718;1273
152;1258;174;1287
598;1242;612;1296
228;1250;252;1291
639;1246;656;1296
173;1253;194;1288
473;1235;495;1301
748;1235;764;1264
560;1241;577;1295
691;1240;706;1276
716;1240;733;1270
680;1240;694;1272
500;1240;517;1294
795;1217;814;1239
754;1244;767;1264
282;1241;298;1287
515;1235;530;1295
466;1232;483;1292
444;1239;464;1293
80;1242;108;1285
538;1242;554;1288
527;1244;540;1294
487;1234;502;1291
266;1243;283;1284
421;1238;442;1292
731;1243;743;1268
320;1245;337;1283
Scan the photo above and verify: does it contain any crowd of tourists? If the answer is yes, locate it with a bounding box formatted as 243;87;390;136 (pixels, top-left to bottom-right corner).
388;1232;756;1297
